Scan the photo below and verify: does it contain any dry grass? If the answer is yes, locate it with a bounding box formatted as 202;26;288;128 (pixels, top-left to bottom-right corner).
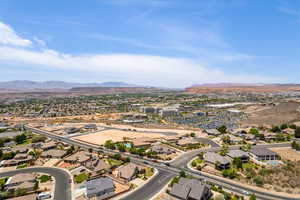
243;101;300;126
271;147;300;161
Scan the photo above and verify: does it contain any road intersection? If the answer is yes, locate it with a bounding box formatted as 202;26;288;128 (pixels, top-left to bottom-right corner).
24;125;296;200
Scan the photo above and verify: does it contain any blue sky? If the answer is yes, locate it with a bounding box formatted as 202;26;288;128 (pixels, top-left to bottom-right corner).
0;0;299;87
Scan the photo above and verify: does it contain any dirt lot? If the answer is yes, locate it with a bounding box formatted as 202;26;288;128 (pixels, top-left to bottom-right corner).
243;101;300;126
73;129;167;145
271;147;300;161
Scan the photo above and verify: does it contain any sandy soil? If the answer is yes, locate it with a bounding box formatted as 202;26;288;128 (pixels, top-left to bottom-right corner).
243;101;300;126
43;159;61;167
270;147;300;161
114;181;130;193
73;129;165;145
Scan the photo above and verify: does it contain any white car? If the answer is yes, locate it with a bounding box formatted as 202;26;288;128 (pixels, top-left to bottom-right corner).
38;192;51;200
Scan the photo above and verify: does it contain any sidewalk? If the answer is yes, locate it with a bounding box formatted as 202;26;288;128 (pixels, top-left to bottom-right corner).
187;158;300;199
111;168;159;200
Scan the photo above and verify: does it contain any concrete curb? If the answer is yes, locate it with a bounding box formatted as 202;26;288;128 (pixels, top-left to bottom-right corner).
186;157;300;199
112;167;159;200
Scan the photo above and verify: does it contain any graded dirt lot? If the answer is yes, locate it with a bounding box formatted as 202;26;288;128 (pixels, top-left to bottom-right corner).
270;147;300;161
243;101;300;126
73;129;167;145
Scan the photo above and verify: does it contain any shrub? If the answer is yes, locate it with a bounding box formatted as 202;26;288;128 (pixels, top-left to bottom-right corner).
253;176;264;186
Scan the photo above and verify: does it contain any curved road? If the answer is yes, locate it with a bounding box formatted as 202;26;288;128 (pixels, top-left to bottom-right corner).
25;125;295;200
0;167;72;200
120;169;175;200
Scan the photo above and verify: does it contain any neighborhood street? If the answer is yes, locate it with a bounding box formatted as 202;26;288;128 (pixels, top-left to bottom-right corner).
0;166;73;200
25;125;295;200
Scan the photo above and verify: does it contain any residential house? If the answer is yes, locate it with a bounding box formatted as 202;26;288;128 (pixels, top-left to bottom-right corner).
177;137;199;146
4;141;16;147
263;132;277;142
1;154;34;167
203;152;230;170
14;146;30;154
85;159;110;173
222;134;243;144
84;124;97;130
227;150;249;163
64;151;92;165
249;148;281;161
85;177;115;199
283;128;295;135
41;149;67;159
114;163;143;181
40;141;57;151
204;129;221;136
169;178;212;200
5;173;36;192
164;135;180;143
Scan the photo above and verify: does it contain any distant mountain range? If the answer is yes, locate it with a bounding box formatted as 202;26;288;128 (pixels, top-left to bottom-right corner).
186;83;300;93
0;80;141;91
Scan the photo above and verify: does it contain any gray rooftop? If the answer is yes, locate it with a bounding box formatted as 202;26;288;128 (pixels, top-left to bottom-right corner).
170;183;190;200
204;152;231;165
250;148;278;156
227;150;249;158
86;177;115;196
170;178;211;200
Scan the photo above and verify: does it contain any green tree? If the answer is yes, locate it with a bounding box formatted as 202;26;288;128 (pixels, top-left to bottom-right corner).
104;140;115;150
124;157;130;162
291;141;300;150
219;145;229;156
217;125;227;134
222;168;237;179
0;139;4;147
270;126;281;133
253;176;264;186
249;194;257;200
117;143;126;152
14;133;27;144
170;176;179;187
222;135;231;144
295;127;300;138
233;157;243;169
179;170;186;178
289;124;297;129
113;153;121;160
249;128;259;135
280;124;288;130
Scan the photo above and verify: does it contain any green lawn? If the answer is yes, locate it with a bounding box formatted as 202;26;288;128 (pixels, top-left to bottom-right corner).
107;158;123;167
145;167;154;177
74;173;89;183
16;164;28;169
39;175;52;183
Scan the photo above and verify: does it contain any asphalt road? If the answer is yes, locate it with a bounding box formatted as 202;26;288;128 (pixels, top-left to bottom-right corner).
0;167;72;200
120;169;175;200
25;125;294;200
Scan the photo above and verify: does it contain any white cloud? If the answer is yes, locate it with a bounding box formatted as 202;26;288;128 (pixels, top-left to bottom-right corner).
0;21;281;87
0;45;279;87
33;37;46;47
0;22;32;47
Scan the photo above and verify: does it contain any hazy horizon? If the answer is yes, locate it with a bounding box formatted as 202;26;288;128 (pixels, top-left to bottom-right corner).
1;0;300;87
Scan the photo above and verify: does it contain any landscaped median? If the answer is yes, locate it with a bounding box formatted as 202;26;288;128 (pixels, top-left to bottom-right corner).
187;156;300;199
